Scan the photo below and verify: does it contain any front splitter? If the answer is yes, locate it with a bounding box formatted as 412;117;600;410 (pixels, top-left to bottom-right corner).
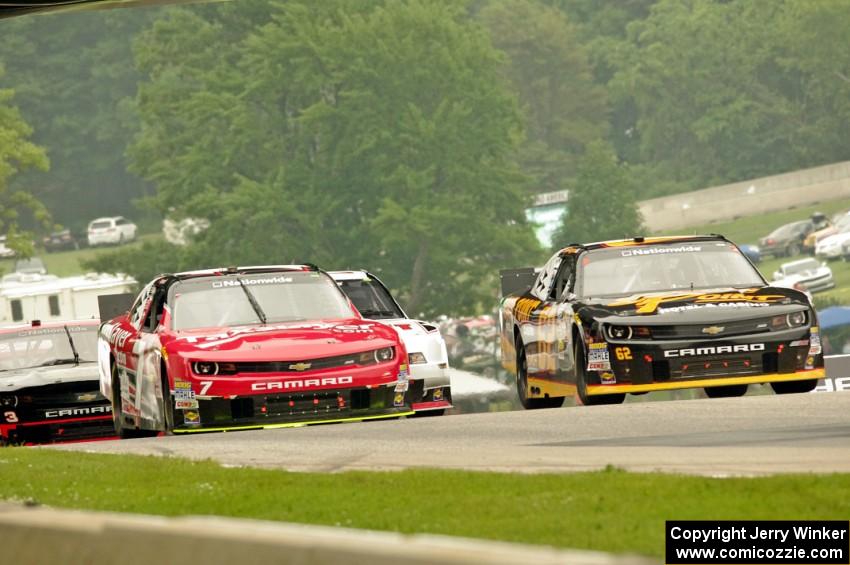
172;410;414;434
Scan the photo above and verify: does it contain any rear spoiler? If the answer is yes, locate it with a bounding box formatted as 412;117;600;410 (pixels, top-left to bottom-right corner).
97;293;135;322
499;268;538;298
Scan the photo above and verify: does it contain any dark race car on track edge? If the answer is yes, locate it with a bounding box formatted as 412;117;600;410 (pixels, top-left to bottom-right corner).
98;265;413;436
499;235;825;407
0;319;114;445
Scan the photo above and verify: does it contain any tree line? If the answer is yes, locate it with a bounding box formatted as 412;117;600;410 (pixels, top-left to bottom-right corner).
1;0;849;316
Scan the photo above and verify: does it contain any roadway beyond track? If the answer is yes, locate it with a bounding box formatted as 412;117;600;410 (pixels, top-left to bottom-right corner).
52;392;850;476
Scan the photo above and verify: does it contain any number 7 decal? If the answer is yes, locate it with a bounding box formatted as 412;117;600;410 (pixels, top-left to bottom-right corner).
199;381;214;396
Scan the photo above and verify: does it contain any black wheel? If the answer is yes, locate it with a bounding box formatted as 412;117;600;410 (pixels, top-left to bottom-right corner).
771;379;817;394
160;370;175;434
410;409;445;418
787;243;800;257
515;335;565;409
575;342;625;406
704;384;748;398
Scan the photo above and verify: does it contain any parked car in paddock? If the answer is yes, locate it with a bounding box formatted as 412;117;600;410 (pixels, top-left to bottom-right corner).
87;216;137;247
330;270;451;416
0;235;16;258
771;258;835;294
98;265;413;437
803;211;848;255
814;219;850;260
499;235;824;408
758;220;814;258
0;320;113;445
739;244;761;264
42;229;80;252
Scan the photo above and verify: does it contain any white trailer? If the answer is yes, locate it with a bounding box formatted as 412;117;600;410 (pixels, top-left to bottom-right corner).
0;272;136;325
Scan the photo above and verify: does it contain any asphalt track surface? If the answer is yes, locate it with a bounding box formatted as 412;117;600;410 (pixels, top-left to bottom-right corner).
53;391;850;476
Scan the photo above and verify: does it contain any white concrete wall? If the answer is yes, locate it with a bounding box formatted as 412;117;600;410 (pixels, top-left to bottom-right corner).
639;161;850;231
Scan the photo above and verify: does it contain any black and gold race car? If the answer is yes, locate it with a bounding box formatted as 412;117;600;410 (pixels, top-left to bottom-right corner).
499;235;824;408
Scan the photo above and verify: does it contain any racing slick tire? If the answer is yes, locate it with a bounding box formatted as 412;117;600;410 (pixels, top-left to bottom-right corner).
111;362;157;439
770;379;818;394
411;409;445;418
515;335;565;409
159;368;175;434
575;342;625;406
704;384;748;398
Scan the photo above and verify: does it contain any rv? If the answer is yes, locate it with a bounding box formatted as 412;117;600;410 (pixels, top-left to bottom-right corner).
0;272;136;325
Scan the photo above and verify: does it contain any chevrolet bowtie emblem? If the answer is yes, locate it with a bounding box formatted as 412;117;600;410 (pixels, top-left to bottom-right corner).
701;326;725;335
77;392;98;402
289;362;312;371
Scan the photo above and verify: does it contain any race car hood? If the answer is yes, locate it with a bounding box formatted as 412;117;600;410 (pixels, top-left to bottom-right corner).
0;362;100;392
575;286;810;324
165;318;401;361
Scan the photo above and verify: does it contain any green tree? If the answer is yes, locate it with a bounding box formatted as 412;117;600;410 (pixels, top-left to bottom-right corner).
0;11;153;232
118;0;541;317
478;0;608;194
550;141;643;248
0;67;50;256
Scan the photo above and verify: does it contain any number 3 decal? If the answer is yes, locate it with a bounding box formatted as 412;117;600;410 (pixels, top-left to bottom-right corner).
4;411;18;423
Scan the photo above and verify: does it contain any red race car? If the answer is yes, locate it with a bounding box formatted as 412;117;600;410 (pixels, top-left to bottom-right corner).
1;320;114;445
98;265;413;437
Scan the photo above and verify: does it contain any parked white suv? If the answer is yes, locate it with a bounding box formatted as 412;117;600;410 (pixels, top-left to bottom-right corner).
0;236;15;258
87;216;137;247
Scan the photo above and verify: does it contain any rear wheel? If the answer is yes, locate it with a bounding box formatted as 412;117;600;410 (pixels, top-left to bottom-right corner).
704;384;748;398
787;243;800;257
515;335;564;409
575;343;625;406
771;379;817;394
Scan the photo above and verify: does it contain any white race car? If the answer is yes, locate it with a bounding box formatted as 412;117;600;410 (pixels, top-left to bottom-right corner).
330;271;452;415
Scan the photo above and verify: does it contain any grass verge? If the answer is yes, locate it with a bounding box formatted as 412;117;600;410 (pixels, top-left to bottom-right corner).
1;450;848;558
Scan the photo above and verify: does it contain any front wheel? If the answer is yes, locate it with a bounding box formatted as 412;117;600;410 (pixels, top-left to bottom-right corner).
515;335;564;409
575;343;625;406
771;379;817;394
704;384;748;398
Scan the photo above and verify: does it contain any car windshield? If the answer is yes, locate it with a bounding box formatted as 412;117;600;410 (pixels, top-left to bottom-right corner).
783;259;820;275
578;241;765;298
90;221;112;229
769;222;806;238
170;271;355;330
0;325;97;372
336;278;405;320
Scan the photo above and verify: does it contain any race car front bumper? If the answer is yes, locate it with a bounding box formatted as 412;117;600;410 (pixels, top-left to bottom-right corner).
586;326;824;395
586;368;825;395
407;362;452;412
172;382;413;433
0;414;115;445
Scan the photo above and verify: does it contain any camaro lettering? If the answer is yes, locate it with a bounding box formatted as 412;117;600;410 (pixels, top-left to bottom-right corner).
664;343;765;358
251;376;354;391
45;406;112;418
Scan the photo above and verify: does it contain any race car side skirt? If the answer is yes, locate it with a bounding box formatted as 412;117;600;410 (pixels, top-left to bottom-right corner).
171;410;414;433
586;368;825;395
527;377;576;398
